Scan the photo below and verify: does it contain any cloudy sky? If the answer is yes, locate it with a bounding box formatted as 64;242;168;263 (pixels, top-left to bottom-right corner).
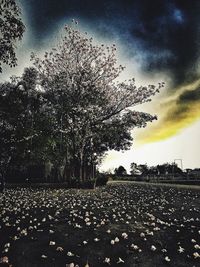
1;0;200;171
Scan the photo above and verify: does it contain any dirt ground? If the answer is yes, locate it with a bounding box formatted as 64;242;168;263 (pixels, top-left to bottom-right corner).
0;183;200;267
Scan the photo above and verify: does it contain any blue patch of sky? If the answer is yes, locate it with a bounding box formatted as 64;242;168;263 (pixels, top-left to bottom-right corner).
173;9;184;24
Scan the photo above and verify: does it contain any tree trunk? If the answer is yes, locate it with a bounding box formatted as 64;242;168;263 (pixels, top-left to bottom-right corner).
63;162;71;185
79;151;83;183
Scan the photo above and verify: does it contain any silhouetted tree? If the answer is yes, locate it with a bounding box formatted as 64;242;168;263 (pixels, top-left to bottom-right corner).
114;166;127;177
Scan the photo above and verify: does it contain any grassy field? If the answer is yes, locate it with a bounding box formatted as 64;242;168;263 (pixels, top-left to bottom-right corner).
108;180;200;190
0;183;200;267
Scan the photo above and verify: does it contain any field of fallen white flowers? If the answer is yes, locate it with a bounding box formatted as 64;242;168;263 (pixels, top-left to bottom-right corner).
0;183;200;267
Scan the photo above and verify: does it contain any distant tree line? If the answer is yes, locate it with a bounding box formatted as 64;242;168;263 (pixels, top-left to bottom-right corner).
114;162;185;181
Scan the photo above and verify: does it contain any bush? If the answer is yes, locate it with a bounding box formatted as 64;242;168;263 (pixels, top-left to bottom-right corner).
80;179;95;189
95;174;109;187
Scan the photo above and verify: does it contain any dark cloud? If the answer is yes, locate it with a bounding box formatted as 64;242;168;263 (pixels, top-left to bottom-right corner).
161;82;200;133
131;1;200;86
18;0;200;86
178;87;200;104
166;104;189;122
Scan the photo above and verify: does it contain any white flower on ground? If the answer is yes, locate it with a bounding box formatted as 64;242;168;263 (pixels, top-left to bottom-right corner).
178;246;185;253
0;256;9;263
13;236;18;240
104;257;111;264
147;231;154;236
114;237;119;243
122;232;128;239
41;255;47;259
56;247;64;252
193;252;200;258
131;244;139;250
151;245;156;251
117;257;124;264
67;251;74;256
85;218;90;223
165;256;170;262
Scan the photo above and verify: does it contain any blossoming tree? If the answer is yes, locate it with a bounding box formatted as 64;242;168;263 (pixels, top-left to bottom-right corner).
31;21;164;183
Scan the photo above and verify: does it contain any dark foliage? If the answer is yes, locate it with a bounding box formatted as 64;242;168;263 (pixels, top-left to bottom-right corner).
0;0;25;72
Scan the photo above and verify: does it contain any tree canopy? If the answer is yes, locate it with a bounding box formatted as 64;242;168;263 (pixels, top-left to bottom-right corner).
0;67;52;179
0;0;25;72
1;22;164;183
30;22;163;182
114;166;127;177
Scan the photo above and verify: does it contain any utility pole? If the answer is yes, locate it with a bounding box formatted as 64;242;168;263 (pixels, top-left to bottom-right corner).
174;159;183;169
173;159;183;180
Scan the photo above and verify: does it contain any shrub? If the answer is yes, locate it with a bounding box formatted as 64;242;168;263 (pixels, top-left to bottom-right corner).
95;174;109;187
